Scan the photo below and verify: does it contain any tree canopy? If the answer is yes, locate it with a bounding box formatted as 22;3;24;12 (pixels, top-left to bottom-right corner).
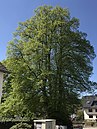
0;6;96;124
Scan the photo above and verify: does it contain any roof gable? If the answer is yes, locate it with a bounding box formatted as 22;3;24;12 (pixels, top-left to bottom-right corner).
83;95;97;108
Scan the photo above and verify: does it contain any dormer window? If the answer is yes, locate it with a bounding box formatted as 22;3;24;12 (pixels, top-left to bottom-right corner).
92;101;97;106
86;101;90;104
88;109;92;112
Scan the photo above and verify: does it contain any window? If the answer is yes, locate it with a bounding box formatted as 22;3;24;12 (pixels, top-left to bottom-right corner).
89;115;93;118
96;116;97;118
86;101;90;104
95;109;97;112
92;101;97;106
88;109;92;112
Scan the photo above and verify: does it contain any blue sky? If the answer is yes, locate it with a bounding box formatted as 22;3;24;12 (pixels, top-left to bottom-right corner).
0;0;97;82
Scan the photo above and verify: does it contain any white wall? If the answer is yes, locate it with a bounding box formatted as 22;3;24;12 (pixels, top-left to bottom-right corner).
84;109;97;120
0;72;3;102
34;119;56;129
84;110;89;120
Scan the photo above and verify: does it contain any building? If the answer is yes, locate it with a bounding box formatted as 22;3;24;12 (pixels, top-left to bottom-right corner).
0;62;7;102
83;95;97;121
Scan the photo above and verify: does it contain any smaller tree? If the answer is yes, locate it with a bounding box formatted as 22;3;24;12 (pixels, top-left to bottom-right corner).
76;109;84;121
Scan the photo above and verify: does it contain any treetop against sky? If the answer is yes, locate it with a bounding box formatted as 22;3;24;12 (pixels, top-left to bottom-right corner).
0;0;97;82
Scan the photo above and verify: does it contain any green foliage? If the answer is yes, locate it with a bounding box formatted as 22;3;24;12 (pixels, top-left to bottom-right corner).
76;110;84;121
9;123;32;129
0;5;96;124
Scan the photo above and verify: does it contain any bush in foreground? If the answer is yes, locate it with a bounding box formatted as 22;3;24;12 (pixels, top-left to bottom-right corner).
10;122;32;129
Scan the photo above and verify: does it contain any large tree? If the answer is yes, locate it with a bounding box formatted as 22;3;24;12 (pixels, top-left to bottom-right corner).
0;6;96;124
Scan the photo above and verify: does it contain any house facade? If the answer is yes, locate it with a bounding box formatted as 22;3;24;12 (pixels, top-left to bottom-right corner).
0;62;7;102
83;95;97;121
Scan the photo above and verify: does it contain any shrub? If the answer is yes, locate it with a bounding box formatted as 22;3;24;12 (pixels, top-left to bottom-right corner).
9;122;32;129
